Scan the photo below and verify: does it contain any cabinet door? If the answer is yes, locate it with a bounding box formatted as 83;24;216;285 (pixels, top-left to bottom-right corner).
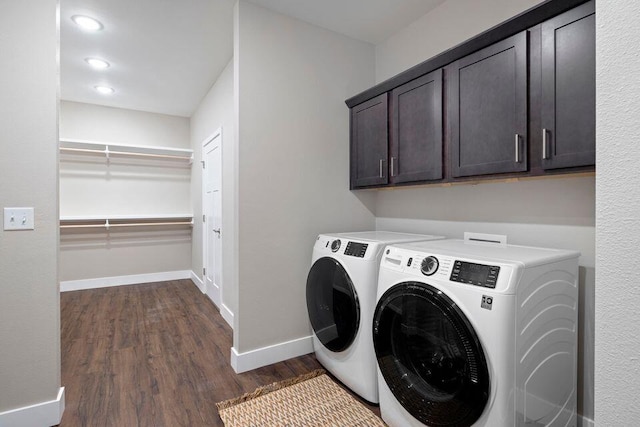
449;32;528;178
350;93;388;188
390;69;443;184
541;1;595;170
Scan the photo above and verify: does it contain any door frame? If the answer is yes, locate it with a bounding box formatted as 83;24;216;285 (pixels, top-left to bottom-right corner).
201;127;223;308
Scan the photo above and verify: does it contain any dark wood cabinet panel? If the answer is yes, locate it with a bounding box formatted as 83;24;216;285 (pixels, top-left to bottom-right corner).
448;32;528;178
390;69;443;184
540;0;595;170
350;94;388;188
346;0;594;190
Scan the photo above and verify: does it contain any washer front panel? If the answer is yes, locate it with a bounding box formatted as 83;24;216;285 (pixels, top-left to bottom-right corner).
373;281;490;426
306;257;360;352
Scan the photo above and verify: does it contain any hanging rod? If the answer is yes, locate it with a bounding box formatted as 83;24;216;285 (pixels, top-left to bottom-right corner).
59;146;193;161
60;221;193;230
59;138;194;163
59;216;194;230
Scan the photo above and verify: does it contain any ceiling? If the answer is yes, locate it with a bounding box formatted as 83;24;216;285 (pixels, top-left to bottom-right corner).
60;0;445;117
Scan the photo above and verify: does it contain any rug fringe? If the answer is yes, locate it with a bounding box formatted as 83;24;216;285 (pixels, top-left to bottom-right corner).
216;369;326;411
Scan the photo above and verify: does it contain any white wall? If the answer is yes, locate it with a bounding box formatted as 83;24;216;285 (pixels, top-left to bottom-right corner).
373;0;595;424
60;101;190;149
595;0;640;424
190;60;236;316
234;1;376;354
59;101;192;281
0;0;61;420
375;0;544;82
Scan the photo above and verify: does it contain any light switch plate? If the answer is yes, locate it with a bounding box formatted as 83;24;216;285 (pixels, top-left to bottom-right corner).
4;207;35;230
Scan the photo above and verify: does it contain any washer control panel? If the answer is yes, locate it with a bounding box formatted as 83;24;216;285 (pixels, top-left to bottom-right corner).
344;241;368;258
420;256;439;276
450;260;500;288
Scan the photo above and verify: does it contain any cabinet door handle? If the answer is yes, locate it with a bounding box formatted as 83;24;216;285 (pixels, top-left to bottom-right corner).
515;134;521;163
390;157;396;177
542;128;549;160
379;159;384;178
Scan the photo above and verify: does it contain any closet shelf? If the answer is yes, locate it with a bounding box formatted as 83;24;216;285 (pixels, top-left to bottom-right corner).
59;214;194;230
59;138;194;164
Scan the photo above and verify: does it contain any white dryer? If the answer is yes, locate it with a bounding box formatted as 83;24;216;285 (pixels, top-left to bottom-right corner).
306;231;443;403
373;237;580;426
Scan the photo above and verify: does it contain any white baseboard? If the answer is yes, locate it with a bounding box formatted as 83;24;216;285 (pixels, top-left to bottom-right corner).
221;303;234;328
60;270;192;292
579;415;594;427
190;271;232;329
190;271;205;293
0;387;64;427
231;335;313;374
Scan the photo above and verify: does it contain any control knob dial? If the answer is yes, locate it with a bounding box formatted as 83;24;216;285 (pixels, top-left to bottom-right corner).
421;256;439;276
331;239;341;252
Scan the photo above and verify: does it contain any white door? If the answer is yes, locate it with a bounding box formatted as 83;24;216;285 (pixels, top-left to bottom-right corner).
202;129;222;308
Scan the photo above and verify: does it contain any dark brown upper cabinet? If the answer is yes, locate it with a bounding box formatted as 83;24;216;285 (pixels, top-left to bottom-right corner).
350;93;388;188
448;32;528;178
540;0;595;170
346;0;594;190
389;69;443;184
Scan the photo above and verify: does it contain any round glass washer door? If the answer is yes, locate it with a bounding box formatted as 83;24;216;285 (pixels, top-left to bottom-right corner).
306;257;360;352
373;281;490;426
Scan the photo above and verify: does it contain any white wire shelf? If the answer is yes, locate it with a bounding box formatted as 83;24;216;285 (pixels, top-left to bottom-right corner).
59;214;194;230
59;138;194;164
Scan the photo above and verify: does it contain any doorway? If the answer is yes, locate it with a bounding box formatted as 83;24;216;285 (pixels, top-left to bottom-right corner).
202;128;223;309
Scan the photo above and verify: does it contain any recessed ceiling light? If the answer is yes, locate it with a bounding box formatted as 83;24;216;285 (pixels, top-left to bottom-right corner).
71;15;103;31
85;58;110;69
94;86;115;95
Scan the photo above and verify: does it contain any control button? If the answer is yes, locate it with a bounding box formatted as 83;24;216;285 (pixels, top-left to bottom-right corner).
407;257;413;267
421;256;439;276
331;239;341;252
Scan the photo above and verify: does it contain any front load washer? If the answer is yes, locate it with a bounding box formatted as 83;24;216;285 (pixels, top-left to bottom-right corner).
306;231;443;403
373;237;580;426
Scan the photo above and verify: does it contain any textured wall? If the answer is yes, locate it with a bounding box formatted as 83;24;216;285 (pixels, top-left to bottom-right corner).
595;0;640;424
0;0;61;412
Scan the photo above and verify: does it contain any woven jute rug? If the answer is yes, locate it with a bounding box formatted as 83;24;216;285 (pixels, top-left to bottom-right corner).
216;369;386;426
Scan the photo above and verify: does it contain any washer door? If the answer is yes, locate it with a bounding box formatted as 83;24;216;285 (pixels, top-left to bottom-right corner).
373;282;490;426
306;257;360;352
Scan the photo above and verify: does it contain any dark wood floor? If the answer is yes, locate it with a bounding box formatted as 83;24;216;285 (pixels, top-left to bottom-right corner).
59;279;379;426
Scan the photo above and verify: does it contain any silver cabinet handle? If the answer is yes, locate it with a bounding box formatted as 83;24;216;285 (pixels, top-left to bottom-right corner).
515;134;521;163
542;128;549;160
379;159;384;178
390;157;396;177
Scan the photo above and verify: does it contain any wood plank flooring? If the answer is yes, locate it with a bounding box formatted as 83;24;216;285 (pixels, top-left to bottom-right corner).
59;279;379;426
